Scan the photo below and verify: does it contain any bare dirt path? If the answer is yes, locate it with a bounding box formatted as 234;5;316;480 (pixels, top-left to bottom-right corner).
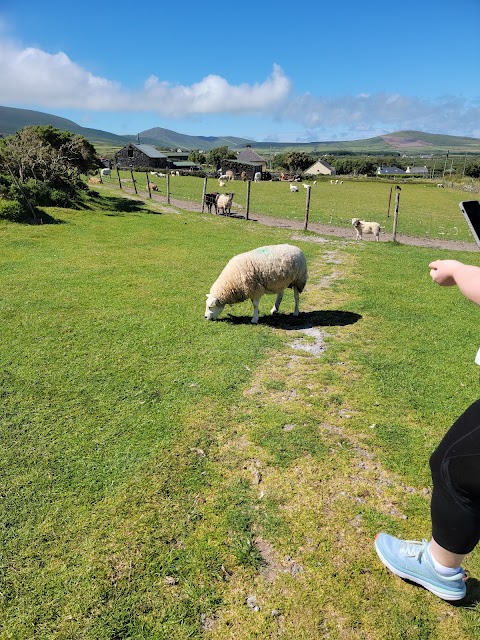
118;186;479;253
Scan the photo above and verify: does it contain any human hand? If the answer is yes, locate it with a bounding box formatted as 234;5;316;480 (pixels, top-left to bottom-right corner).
429;259;463;286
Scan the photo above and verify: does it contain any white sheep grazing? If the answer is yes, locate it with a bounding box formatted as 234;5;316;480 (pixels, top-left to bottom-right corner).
100;168;111;176
352;217;381;241
205;244;308;324
290;184;299;192
218;179;226;187
254;172;262;182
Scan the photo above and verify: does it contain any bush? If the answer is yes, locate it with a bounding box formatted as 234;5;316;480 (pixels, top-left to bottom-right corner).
6;179;76;208
0;199;29;222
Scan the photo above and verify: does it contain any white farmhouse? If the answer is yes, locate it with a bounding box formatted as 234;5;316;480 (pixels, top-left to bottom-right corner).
304;159;336;176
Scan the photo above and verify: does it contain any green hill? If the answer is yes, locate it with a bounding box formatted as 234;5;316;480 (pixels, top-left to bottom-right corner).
250;130;480;155
0;106;131;146
1;106;479;155
130;127;254;151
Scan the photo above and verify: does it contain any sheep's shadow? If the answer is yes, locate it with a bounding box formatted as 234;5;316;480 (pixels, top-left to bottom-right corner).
223;310;362;329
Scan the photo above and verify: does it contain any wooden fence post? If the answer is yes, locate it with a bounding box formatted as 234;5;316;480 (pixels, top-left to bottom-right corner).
392;190;401;241
387;186;392;217
303;185;311;231
201;177;207;213
146;171;151;198
116;167;122;189
246;180;251;220
130;169;137;194
167;172;170;204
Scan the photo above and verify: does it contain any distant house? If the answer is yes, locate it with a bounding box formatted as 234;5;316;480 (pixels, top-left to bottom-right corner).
304;159;336;176
236;145;267;171
115;143;168;170
376;166;406;176
405;165;429;176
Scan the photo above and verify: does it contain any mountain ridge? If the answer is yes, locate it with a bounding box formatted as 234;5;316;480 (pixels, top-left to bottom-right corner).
1;105;479;154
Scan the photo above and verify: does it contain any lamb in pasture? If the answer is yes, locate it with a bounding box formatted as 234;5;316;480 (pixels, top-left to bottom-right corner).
204;192;219;214
216;192;234;216
101;168;111;176
218;179;226;187
205;244;308;324
437;183;444;188
303;183;310;189
148;182;158;191
290;184;299;192
254;172;262;182
351;217;381;241
225;170;235;181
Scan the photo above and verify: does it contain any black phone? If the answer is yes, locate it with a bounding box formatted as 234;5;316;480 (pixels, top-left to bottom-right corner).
459;200;480;248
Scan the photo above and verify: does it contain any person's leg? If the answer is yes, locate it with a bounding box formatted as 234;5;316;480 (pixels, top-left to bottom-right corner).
429;399;480;556
375;399;480;600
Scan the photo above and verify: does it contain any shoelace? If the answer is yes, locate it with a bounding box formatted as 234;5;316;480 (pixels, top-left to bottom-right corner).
399;539;468;581
399;539;428;560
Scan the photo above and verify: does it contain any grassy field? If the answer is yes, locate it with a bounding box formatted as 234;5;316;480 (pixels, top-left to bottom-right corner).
102;171;478;243
2;191;480;639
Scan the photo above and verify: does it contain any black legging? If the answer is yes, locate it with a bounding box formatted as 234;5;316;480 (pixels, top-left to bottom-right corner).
430;399;480;555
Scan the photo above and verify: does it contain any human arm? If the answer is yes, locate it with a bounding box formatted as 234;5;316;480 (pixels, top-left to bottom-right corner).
429;259;480;306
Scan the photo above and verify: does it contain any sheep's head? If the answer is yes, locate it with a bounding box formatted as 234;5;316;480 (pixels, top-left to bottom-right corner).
205;294;225;320
352;218;360;227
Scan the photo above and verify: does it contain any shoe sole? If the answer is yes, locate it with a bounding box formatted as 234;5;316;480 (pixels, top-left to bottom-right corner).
374;539;466;601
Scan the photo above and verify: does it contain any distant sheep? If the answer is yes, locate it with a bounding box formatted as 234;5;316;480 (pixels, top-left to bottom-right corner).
204;192;219;214
290;184;299;192
148;182;158;191
100;168;111;176
218;179;226;187
352;217;380;241
216;192;234;216
225;170;235;181
205;244;308;324
254;172;262;182
437;183;444;188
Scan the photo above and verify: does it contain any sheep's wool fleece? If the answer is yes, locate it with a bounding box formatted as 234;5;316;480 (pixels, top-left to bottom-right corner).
210;244;307;305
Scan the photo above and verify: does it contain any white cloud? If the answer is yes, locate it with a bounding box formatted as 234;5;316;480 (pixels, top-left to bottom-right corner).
0;41;291;115
0;40;478;138
278;93;480;138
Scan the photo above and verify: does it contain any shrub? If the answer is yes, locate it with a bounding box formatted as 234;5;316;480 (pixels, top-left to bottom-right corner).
0;199;29;222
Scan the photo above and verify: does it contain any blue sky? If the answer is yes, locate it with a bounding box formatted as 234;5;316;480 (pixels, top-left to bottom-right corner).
1;0;479;142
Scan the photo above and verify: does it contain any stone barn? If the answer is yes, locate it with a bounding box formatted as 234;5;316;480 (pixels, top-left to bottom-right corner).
220;159;263;181
236;145;267;171
115;144;168;170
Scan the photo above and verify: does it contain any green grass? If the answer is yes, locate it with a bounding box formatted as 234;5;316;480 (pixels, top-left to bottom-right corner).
103;171;479;242
2;192;480;638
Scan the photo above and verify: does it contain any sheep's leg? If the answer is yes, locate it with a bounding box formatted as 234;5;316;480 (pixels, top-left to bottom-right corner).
270;291;284;315
293;287;300;316
251;299;260;324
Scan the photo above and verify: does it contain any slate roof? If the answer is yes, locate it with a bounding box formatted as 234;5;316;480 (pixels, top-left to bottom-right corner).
237;147;265;163
377;166;406;175
131;144;166;159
